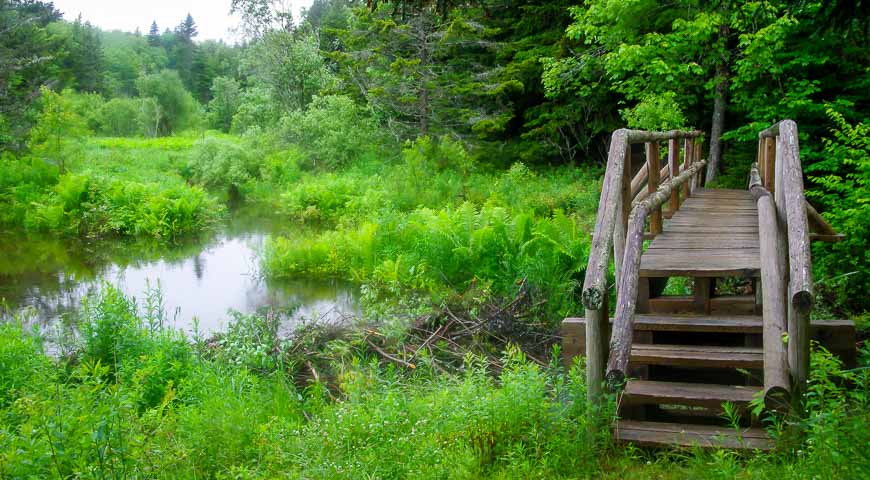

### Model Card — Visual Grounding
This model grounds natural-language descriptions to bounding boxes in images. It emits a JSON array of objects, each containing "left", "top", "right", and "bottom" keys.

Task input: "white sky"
[{"left": 51, "top": 0, "right": 313, "bottom": 43}]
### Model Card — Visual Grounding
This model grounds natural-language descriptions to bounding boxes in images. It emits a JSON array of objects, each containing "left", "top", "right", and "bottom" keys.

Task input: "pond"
[{"left": 0, "top": 213, "right": 360, "bottom": 337}]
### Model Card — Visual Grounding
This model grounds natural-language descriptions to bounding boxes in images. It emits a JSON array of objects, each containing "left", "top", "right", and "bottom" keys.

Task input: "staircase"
[{"left": 563, "top": 123, "right": 856, "bottom": 451}]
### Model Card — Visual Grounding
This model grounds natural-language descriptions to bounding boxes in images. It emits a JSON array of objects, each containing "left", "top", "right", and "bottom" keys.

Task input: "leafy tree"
[
  {"left": 208, "top": 76, "right": 242, "bottom": 132},
  {"left": 241, "top": 32, "right": 334, "bottom": 113},
  {"left": 135, "top": 70, "right": 201, "bottom": 135},
  {"left": 280, "top": 94, "right": 377, "bottom": 168},
  {"left": 28, "top": 88, "right": 90, "bottom": 173},
  {"left": 231, "top": 0, "right": 295, "bottom": 38},
  {"left": 231, "top": 85, "right": 281, "bottom": 132}
]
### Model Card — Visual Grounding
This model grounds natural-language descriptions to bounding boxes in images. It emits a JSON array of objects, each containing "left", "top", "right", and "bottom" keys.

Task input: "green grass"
[{"left": 1, "top": 287, "right": 867, "bottom": 479}]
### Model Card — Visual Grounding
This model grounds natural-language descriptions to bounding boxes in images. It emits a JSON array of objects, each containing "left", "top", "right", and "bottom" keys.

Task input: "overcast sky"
[{"left": 51, "top": 0, "right": 313, "bottom": 43}]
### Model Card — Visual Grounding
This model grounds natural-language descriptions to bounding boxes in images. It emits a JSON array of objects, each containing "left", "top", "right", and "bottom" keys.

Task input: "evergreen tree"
[
  {"left": 173, "top": 14, "right": 199, "bottom": 91},
  {"left": 148, "top": 21, "right": 161, "bottom": 46}
]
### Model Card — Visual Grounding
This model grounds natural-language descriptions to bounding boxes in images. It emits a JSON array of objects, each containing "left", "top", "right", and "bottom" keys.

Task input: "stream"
[{"left": 0, "top": 212, "right": 360, "bottom": 337}]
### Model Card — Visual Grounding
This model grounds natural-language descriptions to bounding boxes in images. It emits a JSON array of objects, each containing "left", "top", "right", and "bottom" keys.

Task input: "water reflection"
[{"left": 0, "top": 217, "right": 360, "bottom": 336}]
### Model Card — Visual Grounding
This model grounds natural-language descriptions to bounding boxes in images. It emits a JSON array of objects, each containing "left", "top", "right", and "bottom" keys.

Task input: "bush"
[
  {"left": 281, "top": 95, "right": 378, "bottom": 169},
  {"left": 807, "top": 109, "right": 870, "bottom": 315},
  {"left": 0, "top": 322, "right": 49, "bottom": 408},
  {"left": 187, "top": 136, "right": 261, "bottom": 193},
  {"left": 98, "top": 97, "right": 145, "bottom": 136},
  {"left": 135, "top": 70, "right": 201, "bottom": 136}
]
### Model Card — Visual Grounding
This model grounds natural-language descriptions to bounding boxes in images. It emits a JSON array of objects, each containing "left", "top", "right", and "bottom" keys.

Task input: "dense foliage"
[{"left": 0, "top": 0, "right": 868, "bottom": 476}]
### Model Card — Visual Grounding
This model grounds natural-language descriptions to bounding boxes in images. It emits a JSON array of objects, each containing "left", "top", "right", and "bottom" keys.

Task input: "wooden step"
[
  {"left": 615, "top": 420, "right": 772, "bottom": 450},
  {"left": 646, "top": 295, "right": 758, "bottom": 315},
  {"left": 630, "top": 344, "right": 763, "bottom": 369},
  {"left": 633, "top": 314, "right": 762, "bottom": 333},
  {"left": 623, "top": 380, "right": 760, "bottom": 410}
]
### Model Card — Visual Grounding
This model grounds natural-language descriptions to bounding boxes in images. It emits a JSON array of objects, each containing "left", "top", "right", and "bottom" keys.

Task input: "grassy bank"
[{"left": 1, "top": 287, "right": 867, "bottom": 478}]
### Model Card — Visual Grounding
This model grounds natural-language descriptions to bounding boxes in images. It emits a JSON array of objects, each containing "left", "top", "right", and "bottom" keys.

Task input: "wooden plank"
[
  {"left": 623, "top": 380, "right": 760, "bottom": 409},
  {"left": 693, "top": 278, "right": 712, "bottom": 314},
  {"left": 560, "top": 317, "right": 855, "bottom": 365},
  {"left": 615, "top": 420, "right": 772, "bottom": 450},
  {"left": 630, "top": 344, "right": 763, "bottom": 369},
  {"left": 633, "top": 314, "right": 762, "bottom": 333},
  {"left": 764, "top": 136, "right": 776, "bottom": 192}
]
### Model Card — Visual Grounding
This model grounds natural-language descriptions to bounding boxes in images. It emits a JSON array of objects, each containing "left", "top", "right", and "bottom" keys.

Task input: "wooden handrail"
[
  {"left": 749, "top": 163, "right": 791, "bottom": 411},
  {"left": 605, "top": 158, "right": 708, "bottom": 390},
  {"left": 757, "top": 119, "right": 814, "bottom": 396},
  {"left": 582, "top": 127, "right": 701, "bottom": 405}
]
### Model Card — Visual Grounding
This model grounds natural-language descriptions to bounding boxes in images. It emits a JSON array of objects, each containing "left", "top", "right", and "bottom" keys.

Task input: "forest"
[{"left": 0, "top": 0, "right": 868, "bottom": 477}]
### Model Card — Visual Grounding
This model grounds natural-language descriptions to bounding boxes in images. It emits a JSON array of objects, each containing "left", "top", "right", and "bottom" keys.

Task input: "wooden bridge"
[{"left": 561, "top": 121, "right": 856, "bottom": 450}]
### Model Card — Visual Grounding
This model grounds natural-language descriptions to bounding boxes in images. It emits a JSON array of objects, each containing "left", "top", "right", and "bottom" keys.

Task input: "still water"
[{"left": 0, "top": 214, "right": 360, "bottom": 336}]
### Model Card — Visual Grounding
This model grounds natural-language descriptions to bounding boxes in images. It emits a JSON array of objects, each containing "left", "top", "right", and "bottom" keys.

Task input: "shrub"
[
  {"left": 98, "top": 97, "right": 145, "bottom": 136},
  {"left": 135, "top": 70, "right": 201, "bottom": 135},
  {"left": 0, "top": 322, "right": 49, "bottom": 408},
  {"left": 187, "top": 136, "right": 261, "bottom": 195},
  {"left": 807, "top": 108, "right": 870, "bottom": 315},
  {"left": 280, "top": 95, "right": 378, "bottom": 169}
]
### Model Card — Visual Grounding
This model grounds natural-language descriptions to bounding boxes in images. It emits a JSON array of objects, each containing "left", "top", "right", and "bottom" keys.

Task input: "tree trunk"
[{"left": 706, "top": 24, "right": 730, "bottom": 184}]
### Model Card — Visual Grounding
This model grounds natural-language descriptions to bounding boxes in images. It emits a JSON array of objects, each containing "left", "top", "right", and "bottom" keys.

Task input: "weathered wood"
[
  {"left": 779, "top": 120, "right": 813, "bottom": 392},
  {"left": 623, "top": 380, "right": 760, "bottom": 410},
  {"left": 810, "top": 233, "right": 845, "bottom": 242},
  {"left": 630, "top": 161, "right": 649, "bottom": 199},
  {"left": 614, "top": 145, "right": 632, "bottom": 281},
  {"left": 615, "top": 420, "right": 772, "bottom": 450},
  {"left": 583, "top": 129, "right": 628, "bottom": 311},
  {"left": 633, "top": 314, "right": 762, "bottom": 333},
  {"left": 757, "top": 139, "right": 765, "bottom": 182},
  {"left": 562, "top": 316, "right": 857, "bottom": 367},
  {"left": 630, "top": 344, "right": 763, "bottom": 369},
  {"left": 805, "top": 200, "right": 837, "bottom": 236},
  {"left": 625, "top": 129, "right": 702, "bottom": 143},
  {"left": 668, "top": 139, "right": 680, "bottom": 213},
  {"left": 693, "top": 278, "right": 712, "bottom": 314},
  {"left": 647, "top": 142, "right": 663, "bottom": 235},
  {"left": 764, "top": 137, "right": 776, "bottom": 192},
  {"left": 646, "top": 295, "right": 759, "bottom": 315},
  {"left": 757, "top": 193, "right": 791, "bottom": 411},
  {"left": 691, "top": 139, "right": 703, "bottom": 193},
  {"left": 632, "top": 164, "right": 671, "bottom": 205},
  {"left": 682, "top": 139, "right": 693, "bottom": 199},
  {"left": 606, "top": 158, "right": 708, "bottom": 390},
  {"left": 748, "top": 162, "right": 767, "bottom": 200}
]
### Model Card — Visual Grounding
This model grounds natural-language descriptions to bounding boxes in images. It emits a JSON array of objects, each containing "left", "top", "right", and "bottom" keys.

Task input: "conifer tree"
[{"left": 148, "top": 20, "right": 161, "bottom": 46}]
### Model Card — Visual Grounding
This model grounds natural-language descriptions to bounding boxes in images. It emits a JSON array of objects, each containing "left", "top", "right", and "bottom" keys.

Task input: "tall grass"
[{"left": 1, "top": 288, "right": 867, "bottom": 478}]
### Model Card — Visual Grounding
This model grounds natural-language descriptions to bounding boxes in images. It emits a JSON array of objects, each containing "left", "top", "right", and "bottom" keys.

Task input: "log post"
[
  {"left": 682, "top": 139, "right": 692, "bottom": 198},
  {"left": 668, "top": 139, "right": 680, "bottom": 213},
  {"left": 764, "top": 137, "right": 776, "bottom": 192},
  {"left": 646, "top": 142, "right": 662, "bottom": 235},
  {"left": 606, "top": 158, "right": 708, "bottom": 391},
  {"left": 753, "top": 170, "right": 791, "bottom": 412},
  {"left": 780, "top": 120, "right": 813, "bottom": 393},
  {"left": 805, "top": 200, "right": 838, "bottom": 236}
]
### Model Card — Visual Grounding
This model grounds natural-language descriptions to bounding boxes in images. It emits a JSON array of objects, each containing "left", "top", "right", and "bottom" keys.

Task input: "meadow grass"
[{"left": 0, "top": 287, "right": 867, "bottom": 479}]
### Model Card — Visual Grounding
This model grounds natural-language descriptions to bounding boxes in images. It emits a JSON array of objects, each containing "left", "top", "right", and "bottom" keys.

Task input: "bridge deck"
[{"left": 640, "top": 189, "right": 760, "bottom": 278}]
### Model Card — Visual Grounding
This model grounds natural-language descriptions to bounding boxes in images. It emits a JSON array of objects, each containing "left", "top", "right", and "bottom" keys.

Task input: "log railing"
[
  {"left": 749, "top": 163, "right": 791, "bottom": 411},
  {"left": 757, "top": 120, "right": 814, "bottom": 394},
  {"left": 582, "top": 128, "right": 703, "bottom": 405},
  {"left": 605, "top": 157, "right": 708, "bottom": 390}
]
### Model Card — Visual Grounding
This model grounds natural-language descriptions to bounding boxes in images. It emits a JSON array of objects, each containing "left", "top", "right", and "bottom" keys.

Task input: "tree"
[
  {"left": 0, "top": 0, "right": 63, "bottom": 149},
  {"left": 135, "top": 70, "right": 200, "bottom": 135},
  {"left": 28, "top": 88, "right": 90, "bottom": 173},
  {"left": 333, "top": 3, "right": 517, "bottom": 141},
  {"left": 207, "top": 76, "right": 242, "bottom": 132},
  {"left": 231, "top": 0, "right": 294, "bottom": 38},
  {"left": 148, "top": 21, "right": 161, "bottom": 46},
  {"left": 241, "top": 32, "right": 334, "bottom": 113}
]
